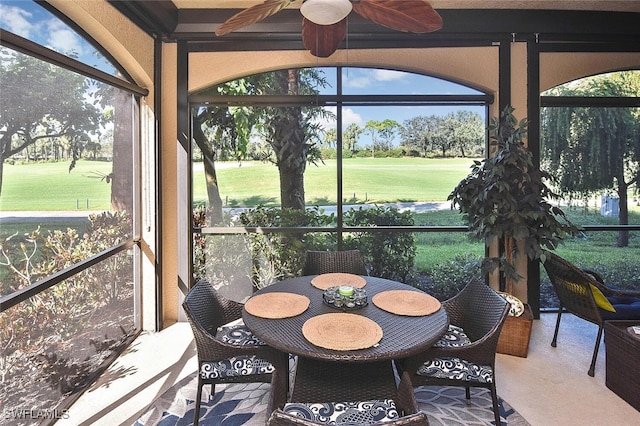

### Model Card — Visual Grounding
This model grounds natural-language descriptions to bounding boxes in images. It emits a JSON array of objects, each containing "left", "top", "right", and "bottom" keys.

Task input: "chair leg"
[
  {"left": 490, "top": 384, "right": 501, "bottom": 426},
  {"left": 465, "top": 386, "right": 471, "bottom": 401},
  {"left": 194, "top": 379, "right": 203, "bottom": 426},
  {"left": 588, "top": 326, "right": 604, "bottom": 377},
  {"left": 551, "top": 305, "right": 563, "bottom": 348}
]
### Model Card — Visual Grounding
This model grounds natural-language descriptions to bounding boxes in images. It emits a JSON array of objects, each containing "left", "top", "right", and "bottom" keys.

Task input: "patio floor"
[{"left": 57, "top": 313, "right": 639, "bottom": 425}]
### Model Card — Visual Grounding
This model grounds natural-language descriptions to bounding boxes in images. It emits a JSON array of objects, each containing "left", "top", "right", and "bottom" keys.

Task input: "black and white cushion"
[
  {"left": 282, "top": 400, "right": 399, "bottom": 425},
  {"left": 433, "top": 325, "right": 471, "bottom": 348},
  {"left": 200, "top": 355, "right": 274, "bottom": 380},
  {"left": 417, "top": 356, "right": 493, "bottom": 384},
  {"left": 215, "top": 322, "right": 266, "bottom": 346}
]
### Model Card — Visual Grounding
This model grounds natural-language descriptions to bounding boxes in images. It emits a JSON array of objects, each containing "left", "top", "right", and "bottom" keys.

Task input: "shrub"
[
  {"left": 427, "top": 253, "right": 483, "bottom": 300},
  {"left": 343, "top": 205, "right": 416, "bottom": 282},
  {"left": 237, "top": 206, "right": 335, "bottom": 288}
]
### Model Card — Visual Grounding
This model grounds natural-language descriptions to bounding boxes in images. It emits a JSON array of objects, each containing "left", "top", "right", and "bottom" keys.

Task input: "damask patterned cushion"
[
  {"left": 216, "top": 323, "right": 266, "bottom": 346},
  {"left": 200, "top": 355, "right": 274, "bottom": 380},
  {"left": 282, "top": 400, "right": 399, "bottom": 425},
  {"left": 417, "top": 356, "right": 493, "bottom": 384},
  {"left": 433, "top": 325, "right": 471, "bottom": 348}
]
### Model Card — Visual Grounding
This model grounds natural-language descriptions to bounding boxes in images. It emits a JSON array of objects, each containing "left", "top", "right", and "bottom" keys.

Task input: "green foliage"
[
  {"left": 194, "top": 204, "right": 418, "bottom": 287},
  {"left": 0, "top": 50, "right": 104, "bottom": 194},
  {"left": 427, "top": 253, "right": 483, "bottom": 300},
  {"left": 236, "top": 206, "right": 335, "bottom": 287},
  {"left": 449, "top": 106, "right": 580, "bottom": 292},
  {"left": 541, "top": 71, "right": 640, "bottom": 246},
  {"left": 343, "top": 205, "right": 416, "bottom": 282},
  {"left": 0, "top": 212, "right": 133, "bottom": 392},
  {"left": 400, "top": 112, "right": 484, "bottom": 158}
]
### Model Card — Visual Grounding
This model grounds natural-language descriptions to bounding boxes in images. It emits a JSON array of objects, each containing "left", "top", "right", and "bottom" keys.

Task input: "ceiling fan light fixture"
[{"left": 300, "top": 0, "right": 352, "bottom": 25}]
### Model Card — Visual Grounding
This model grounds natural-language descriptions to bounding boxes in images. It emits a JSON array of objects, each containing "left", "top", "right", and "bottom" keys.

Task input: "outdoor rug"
[{"left": 133, "top": 373, "right": 530, "bottom": 426}]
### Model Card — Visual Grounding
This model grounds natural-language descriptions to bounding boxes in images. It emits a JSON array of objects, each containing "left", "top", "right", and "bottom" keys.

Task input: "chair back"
[
  {"left": 542, "top": 251, "right": 601, "bottom": 323},
  {"left": 183, "top": 280, "right": 240, "bottom": 332},
  {"left": 302, "top": 250, "right": 367, "bottom": 276},
  {"left": 182, "top": 280, "right": 245, "bottom": 358},
  {"left": 445, "top": 279, "right": 509, "bottom": 343},
  {"left": 266, "top": 409, "right": 430, "bottom": 426}
]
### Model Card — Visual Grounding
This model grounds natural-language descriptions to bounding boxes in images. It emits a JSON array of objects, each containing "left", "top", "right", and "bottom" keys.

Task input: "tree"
[
  {"left": 322, "top": 128, "right": 337, "bottom": 148},
  {"left": 364, "top": 119, "right": 400, "bottom": 155},
  {"left": 364, "top": 120, "right": 381, "bottom": 157},
  {"left": 343, "top": 123, "right": 362, "bottom": 153},
  {"left": 450, "top": 106, "right": 579, "bottom": 294},
  {"left": 453, "top": 110, "right": 484, "bottom": 157},
  {"left": 430, "top": 115, "right": 456, "bottom": 157},
  {"left": 400, "top": 116, "right": 432, "bottom": 157},
  {"left": 376, "top": 119, "right": 400, "bottom": 151},
  {"left": 541, "top": 71, "right": 640, "bottom": 247},
  {"left": 264, "top": 69, "right": 327, "bottom": 210},
  {"left": 0, "top": 49, "right": 102, "bottom": 196},
  {"left": 192, "top": 103, "right": 256, "bottom": 224},
  {"left": 193, "top": 69, "right": 329, "bottom": 219}
]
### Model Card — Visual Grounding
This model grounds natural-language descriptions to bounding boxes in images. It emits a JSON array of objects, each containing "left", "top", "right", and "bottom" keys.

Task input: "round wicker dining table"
[{"left": 242, "top": 275, "right": 449, "bottom": 409}]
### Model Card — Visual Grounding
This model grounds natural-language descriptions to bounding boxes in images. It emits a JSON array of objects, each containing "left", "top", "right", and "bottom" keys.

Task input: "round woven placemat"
[
  {"left": 244, "top": 292, "right": 310, "bottom": 319},
  {"left": 372, "top": 290, "right": 441, "bottom": 316},
  {"left": 302, "top": 313, "right": 383, "bottom": 351},
  {"left": 310, "top": 273, "right": 367, "bottom": 290}
]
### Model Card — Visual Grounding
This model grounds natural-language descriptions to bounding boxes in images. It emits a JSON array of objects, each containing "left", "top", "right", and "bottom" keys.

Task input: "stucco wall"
[{"left": 540, "top": 52, "right": 640, "bottom": 92}]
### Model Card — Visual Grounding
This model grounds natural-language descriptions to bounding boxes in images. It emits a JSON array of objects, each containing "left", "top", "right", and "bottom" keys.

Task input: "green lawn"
[
  {"left": 1, "top": 160, "right": 113, "bottom": 211},
  {"left": 194, "top": 157, "right": 478, "bottom": 207}
]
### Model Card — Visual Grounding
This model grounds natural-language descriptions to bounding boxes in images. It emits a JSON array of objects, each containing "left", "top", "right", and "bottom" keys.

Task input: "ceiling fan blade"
[
  {"left": 215, "top": 0, "right": 295, "bottom": 36},
  {"left": 302, "top": 18, "right": 347, "bottom": 58},
  {"left": 352, "top": 0, "right": 443, "bottom": 33}
]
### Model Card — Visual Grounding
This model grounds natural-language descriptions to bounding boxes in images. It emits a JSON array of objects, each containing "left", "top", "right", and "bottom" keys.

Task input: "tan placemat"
[
  {"left": 372, "top": 290, "right": 441, "bottom": 316},
  {"left": 244, "top": 292, "right": 310, "bottom": 319},
  {"left": 310, "top": 273, "right": 367, "bottom": 290},
  {"left": 302, "top": 313, "right": 383, "bottom": 351}
]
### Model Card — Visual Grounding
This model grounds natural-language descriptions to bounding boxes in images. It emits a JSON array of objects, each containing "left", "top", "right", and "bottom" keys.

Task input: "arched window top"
[
  {"left": 542, "top": 70, "right": 640, "bottom": 97},
  {"left": 339, "top": 67, "right": 484, "bottom": 96},
  {"left": 0, "top": 0, "right": 118, "bottom": 76},
  {"left": 194, "top": 66, "right": 489, "bottom": 102}
]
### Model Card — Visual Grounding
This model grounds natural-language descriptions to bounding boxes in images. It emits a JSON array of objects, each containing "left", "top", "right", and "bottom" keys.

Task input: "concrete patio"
[{"left": 58, "top": 313, "right": 639, "bottom": 425}]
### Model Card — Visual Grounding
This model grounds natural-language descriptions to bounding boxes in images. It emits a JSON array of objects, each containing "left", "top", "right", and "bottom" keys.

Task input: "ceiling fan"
[{"left": 214, "top": 0, "right": 443, "bottom": 58}]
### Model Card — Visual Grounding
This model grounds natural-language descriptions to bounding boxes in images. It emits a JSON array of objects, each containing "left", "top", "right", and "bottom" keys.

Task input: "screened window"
[
  {"left": 0, "top": 1, "right": 141, "bottom": 416},
  {"left": 190, "top": 67, "right": 490, "bottom": 295},
  {"left": 0, "top": 0, "right": 118, "bottom": 75},
  {"left": 539, "top": 70, "right": 640, "bottom": 309}
]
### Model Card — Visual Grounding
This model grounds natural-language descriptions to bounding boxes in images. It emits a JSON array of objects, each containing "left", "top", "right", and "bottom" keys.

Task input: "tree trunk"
[
  {"left": 616, "top": 178, "right": 629, "bottom": 247},
  {"left": 504, "top": 235, "right": 516, "bottom": 295},
  {"left": 192, "top": 115, "right": 224, "bottom": 224},
  {"left": 270, "top": 70, "right": 307, "bottom": 210},
  {"left": 111, "top": 90, "right": 133, "bottom": 213},
  {"left": 0, "top": 156, "right": 4, "bottom": 197},
  {"left": 279, "top": 157, "right": 306, "bottom": 210}
]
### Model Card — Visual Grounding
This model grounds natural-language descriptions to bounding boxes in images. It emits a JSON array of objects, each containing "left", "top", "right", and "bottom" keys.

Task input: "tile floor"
[{"left": 57, "top": 313, "right": 640, "bottom": 426}]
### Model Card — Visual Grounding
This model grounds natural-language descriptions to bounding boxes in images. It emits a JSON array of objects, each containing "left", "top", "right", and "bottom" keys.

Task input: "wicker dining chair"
[
  {"left": 397, "top": 279, "right": 509, "bottom": 426},
  {"left": 541, "top": 250, "right": 640, "bottom": 376},
  {"left": 266, "top": 371, "right": 430, "bottom": 426},
  {"left": 302, "top": 249, "right": 368, "bottom": 276},
  {"left": 182, "top": 279, "right": 288, "bottom": 426},
  {"left": 266, "top": 410, "right": 430, "bottom": 426}
]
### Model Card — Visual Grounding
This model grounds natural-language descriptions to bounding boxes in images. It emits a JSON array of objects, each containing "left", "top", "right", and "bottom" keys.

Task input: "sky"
[
  {"left": 310, "top": 67, "right": 486, "bottom": 146},
  {"left": 0, "top": 0, "right": 116, "bottom": 74}
]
